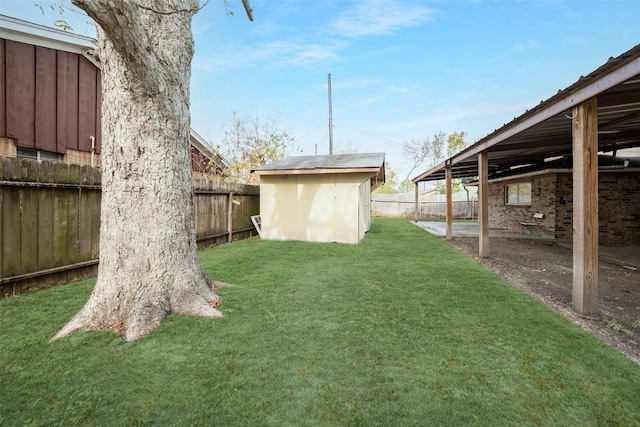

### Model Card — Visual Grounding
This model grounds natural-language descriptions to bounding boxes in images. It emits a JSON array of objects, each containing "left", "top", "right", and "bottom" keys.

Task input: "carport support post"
[
  {"left": 414, "top": 183, "right": 419, "bottom": 222},
  {"left": 478, "top": 151, "right": 489, "bottom": 257},
  {"left": 445, "top": 163, "right": 452, "bottom": 240},
  {"left": 572, "top": 98, "right": 599, "bottom": 314}
]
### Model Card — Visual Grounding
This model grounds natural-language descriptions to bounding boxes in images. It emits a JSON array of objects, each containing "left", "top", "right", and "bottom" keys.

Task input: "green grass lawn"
[{"left": 1, "top": 218, "right": 639, "bottom": 426}]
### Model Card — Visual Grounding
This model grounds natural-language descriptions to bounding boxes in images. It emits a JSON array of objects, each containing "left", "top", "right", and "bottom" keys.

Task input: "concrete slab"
[{"left": 413, "top": 221, "right": 552, "bottom": 240}]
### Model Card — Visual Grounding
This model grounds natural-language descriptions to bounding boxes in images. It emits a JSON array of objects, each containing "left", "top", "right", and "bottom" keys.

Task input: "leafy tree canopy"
[{"left": 216, "top": 111, "right": 296, "bottom": 184}]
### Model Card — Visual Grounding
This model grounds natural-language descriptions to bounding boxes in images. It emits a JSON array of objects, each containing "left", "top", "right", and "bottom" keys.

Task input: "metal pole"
[{"left": 328, "top": 73, "right": 333, "bottom": 155}]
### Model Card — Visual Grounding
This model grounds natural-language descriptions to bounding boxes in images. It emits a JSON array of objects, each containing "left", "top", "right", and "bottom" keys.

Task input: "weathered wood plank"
[
  {"left": 52, "top": 189, "right": 69, "bottom": 267},
  {"left": 90, "top": 189, "right": 100, "bottom": 259},
  {"left": 2, "top": 188, "right": 21, "bottom": 276},
  {"left": 20, "top": 187, "right": 39, "bottom": 273},
  {"left": 445, "top": 165, "right": 452, "bottom": 241},
  {"left": 76, "top": 187, "right": 91, "bottom": 261},
  {"left": 67, "top": 188, "right": 80, "bottom": 264},
  {"left": 478, "top": 151, "right": 489, "bottom": 258},
  {"left": 572, "top": 98, "right": 599, "bottom": 315},
  {"left": 37, "top": 188, "right": 54, "bottom": 270},
  {"left": 0, "top": 39, "right": 6, "bottom": 136},
  {"left": 0, "top": 186, "right": 3, "bottom": 277}
]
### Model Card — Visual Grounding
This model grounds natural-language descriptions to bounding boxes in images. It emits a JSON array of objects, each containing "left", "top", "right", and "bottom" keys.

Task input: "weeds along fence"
[{"left": 0, "top": 157, "right": 259, "bottom": 298}]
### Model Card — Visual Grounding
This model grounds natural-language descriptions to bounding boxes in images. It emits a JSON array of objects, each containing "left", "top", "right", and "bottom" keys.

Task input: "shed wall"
[{"left": 260, "top": 173, "right": 373, "bottom": 244}]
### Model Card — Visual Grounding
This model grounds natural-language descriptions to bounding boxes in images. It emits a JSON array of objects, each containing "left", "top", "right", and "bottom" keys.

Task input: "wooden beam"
[
  {"left": 572, "top": 98, "right": 599, "bottom": 314},
  {"left": 414, "top": 183, "right": 419, "bottom": 222},
  {"left": 445, "top": 165, "right": 452, "bottom": 241},
  {"left": 478, "top": 151, "right": 489, "bottom": 257}
]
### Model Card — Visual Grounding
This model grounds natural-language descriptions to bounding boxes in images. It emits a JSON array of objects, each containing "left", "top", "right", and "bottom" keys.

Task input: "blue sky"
[{"left": 3, "top": 0, "right": 640, "bottom": 180}]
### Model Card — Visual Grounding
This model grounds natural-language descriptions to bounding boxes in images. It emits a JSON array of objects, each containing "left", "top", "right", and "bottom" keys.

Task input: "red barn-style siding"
[
  {"left": 1, "top": 15, "right": 225, "bottom": 175},
  {"left": 0, "top": 38, "right": 101, "bottom": 155}
]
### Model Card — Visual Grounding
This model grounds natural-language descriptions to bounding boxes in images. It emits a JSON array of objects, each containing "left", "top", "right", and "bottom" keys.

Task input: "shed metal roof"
[
  {"left": 254, "top": 153, "right": 385, "bottom": 171},
  {"left": 413, "top": 43, "right": 640, "bottom": 183},
  {"left": 253, "top": 153, "right": 386, "bottom": 184}
]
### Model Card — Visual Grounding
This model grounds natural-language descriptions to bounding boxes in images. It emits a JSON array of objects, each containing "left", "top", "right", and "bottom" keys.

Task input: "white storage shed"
[{"left": 253, "top": 153, "right": 385, "bottom": 244}]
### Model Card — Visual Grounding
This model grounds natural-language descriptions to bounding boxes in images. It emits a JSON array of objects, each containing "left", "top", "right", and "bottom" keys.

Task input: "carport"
[{"left": 412, "top": 44, "right": 640, "bottom": 316}]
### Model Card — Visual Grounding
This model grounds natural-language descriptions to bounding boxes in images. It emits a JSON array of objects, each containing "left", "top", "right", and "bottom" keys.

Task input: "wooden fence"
[
  {"left": 193, "top": 179, "right": 260, "bottom": 247},
  {"left": 372, "top": 194, "right": 478, "bottom": 220},
  {"left": 0, "top": 157, "right": 259, "bottom": 298}
]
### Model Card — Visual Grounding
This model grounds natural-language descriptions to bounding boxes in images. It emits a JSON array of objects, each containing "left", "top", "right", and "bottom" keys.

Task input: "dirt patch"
[{"left": 448, "top": 237, "right": 640, "bottom": 364}]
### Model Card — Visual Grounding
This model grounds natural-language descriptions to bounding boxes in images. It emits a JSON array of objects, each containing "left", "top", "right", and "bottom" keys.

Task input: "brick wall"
[
  {"left": 489, "top": 171, "right": 640, "bottom": 245},
  {"left": 488, "top": 174, "right": 557, "bottom": 237},
  {"left": 597, "top": 173, "right": 640, "bottom": 245}
]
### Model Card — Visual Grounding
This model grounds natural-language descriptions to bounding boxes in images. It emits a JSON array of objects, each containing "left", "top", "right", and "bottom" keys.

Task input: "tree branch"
[
  {"left": 241, "top": 0, "right": 254, "bottom": 21},
  {"left": 136, "top": 0, "right": 208, "bottom": 15}
]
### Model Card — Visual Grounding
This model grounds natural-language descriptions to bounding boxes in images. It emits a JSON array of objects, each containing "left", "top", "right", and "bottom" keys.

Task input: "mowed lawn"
[{"left": 1, "top": 218, "right": 639, "bottom": 426}]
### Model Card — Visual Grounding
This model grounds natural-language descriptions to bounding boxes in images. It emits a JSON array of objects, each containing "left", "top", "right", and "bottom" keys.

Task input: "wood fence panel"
[
  {"left": 67, "top": 189, "right": 80, "bottom": 264},
  {"left": 52, "top": 189, "right": 69, "bottom": 267},
  {"left": 90, "top": 190, "right": 100, "bottom": 259},
  {"left": 38, "top": 188, "right": 54, "bottom": 270},
  {"left": 79, "top": 189, "right": 93, "bottom": 261},
  {"left": 20, "top": 187, "right": 39, "bottom": 273},
  {"left": 2, "top": 162, "right": 258, "bottom": 296},
  {"left": 0, "top": 187, "right": 3, "bottom": 277},
  {"left": 2, "top": 188, "right": 21, "bottom": 276},
  {"left": 193, "top": 193, "right": 206, "bottom": 237}
]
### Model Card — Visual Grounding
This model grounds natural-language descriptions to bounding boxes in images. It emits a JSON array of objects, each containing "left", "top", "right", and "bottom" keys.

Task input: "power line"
[{"left": 338, "top": 122, "right": 406, "bottom": 150}]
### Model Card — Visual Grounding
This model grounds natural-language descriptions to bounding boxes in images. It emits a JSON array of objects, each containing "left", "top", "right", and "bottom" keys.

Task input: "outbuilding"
[{"left": 253, "top": 153, "right": 385, "bottom": 244}]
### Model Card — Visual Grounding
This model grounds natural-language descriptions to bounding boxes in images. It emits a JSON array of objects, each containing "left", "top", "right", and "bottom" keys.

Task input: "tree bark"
[{"left": 52, "top": 0, "right": 222, "bottom": 342}]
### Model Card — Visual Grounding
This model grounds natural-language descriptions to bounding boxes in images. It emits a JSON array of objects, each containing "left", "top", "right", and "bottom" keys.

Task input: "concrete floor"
[{"left": 414, "top": 221, "right": 640, "bottom": 269}]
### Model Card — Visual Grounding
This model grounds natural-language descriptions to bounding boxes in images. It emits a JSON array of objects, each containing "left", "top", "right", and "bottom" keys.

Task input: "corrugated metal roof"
[
  {"left": 413, "top": 43, "right": 640, "bottom": 182},
  {"left": 253, "top": 153, "right": 385, "bottom": 172}
]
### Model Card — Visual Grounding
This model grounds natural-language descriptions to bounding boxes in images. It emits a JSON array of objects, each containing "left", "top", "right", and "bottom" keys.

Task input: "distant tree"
[
  {"left": 402, "top": 131, "right": 446, "bottom": 181},
  {"left": 402, "top": 131, "right": 469, "bottom": 194},
  {"left": 436, "top": 180, "right": 462, "bottom": 194},
  {"left": 217, "top": 111, "right": 295, "bottom": 184},
  {"left": 398, "top": 178, "right": 414, "bottom": 194},
  {"left": 447, "top": 131, "right": 468, "bottom": 157}
]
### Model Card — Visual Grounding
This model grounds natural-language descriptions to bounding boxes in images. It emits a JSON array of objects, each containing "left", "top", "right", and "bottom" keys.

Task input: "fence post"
[{"left": 227, "top": 192, "right": 233, "bottom": 243}]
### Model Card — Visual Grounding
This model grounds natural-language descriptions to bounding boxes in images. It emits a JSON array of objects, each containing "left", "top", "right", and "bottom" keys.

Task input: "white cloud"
[
  {"left": 513, "top": 39, "right": 540, "bottom": 52},
  {"left": 194, "top": 39, "right": 347, "bottom": 72},
  {"left": 330, "top": 0, "right": 436, "bottom": 38}
]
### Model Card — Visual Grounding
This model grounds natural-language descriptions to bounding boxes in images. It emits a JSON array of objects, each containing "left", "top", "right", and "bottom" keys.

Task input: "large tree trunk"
[{"left": 52, "top": 0, "right": 222, "bottom": 342}]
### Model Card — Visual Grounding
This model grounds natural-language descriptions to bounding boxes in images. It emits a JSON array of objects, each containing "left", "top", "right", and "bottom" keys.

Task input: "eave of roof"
[
  {"left": 0, "top": 14, "right": 99, "bottom": 67},
  {"left": 189, "top": 129, "right": 229, "bottom": 169},
  {"left": 254, "top": 153, "right": 385, "bottom": 172}
]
